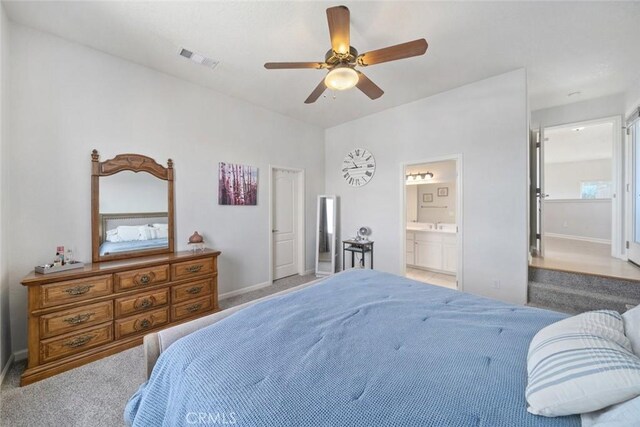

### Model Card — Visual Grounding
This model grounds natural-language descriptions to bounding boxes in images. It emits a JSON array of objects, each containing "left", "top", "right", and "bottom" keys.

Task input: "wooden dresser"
[{"left": 20, "top": 249, "right": 220, "bottom": 386}]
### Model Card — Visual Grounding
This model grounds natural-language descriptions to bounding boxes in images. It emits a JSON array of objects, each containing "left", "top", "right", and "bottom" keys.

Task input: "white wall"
[
  {"left": 625, "top": 78, "right": 640, "bottom": 118},
  {"left": 100, "top": 171, "right": 168, "bottom": 213},
  {"left": 531, "top": 93, "right": 625, "bottom": 128},
  {"left": 0, "top": 4, "right": 10, "bottom": 374},
  {"left": 544, "top": 200, "right": 611, "bottom": 242},
  {"left": 325, "top": 69, "right": 529, "bottom": 304},
  {"left": 417, "top": 182, "right": 456, "bottom": 223},
  {"left": 6, "top": 24, "right": 325, "bottom": 354},
  {"left": 543, "top": 159, "right": 612, "bottom": 242},
  {"left": 545, "top": 159, "right": 612, "bottom": 199}
]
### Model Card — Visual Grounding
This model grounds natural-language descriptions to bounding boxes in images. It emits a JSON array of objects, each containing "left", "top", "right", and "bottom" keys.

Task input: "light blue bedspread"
[
  {"left": 99, "top": 238, "right": 168, "bottom": 255},
  {"left": 125, "top": 270, "right": 580, "bottom": 427}
]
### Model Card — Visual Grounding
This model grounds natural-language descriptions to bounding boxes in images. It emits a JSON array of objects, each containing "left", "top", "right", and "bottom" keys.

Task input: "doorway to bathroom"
[{"left": 402, "top": 156, "right": 462, "bottom": 290}]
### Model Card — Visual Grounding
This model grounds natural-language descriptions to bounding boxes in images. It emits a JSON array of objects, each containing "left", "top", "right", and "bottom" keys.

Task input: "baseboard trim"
[
  {"left": 219, "top": 280, "right": 271, "bottom": 300},
  {"left": 0, "top": 353, "right": 15, "bottom": 385},
  {"left": 302, "top": 268, "right": 314, "bottom": 276},
  {"left": 14, "top": 349, "right": 27, "bottom": 361},
  {"left": 544, "top": 233, "right": 611, "bottom": 245}
]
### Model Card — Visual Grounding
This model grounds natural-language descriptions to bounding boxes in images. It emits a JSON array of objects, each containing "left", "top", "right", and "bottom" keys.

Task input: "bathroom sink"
[
  {"left": 406, "top": 222, "right": 434, "bottom": 231},
  {"left": 407, "top": 222, "right": 456, "bottom": 233},
  {"left": 436, "top": 223, "right": 457, "bottom": 233}
]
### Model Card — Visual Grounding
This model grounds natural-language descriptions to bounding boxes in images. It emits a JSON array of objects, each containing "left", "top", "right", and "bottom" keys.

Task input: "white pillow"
[
  {"left": 153, "top": 223, "right": 168, "bottom": 229},
  {"left": 623, "top": 304, "right": 640, "bottom": 356},
  {"left": 115, "top": 225, "right": 142, "bottom": 242},
  {"left": 526, "top": 310, "right": 640, "bottom": 417},
  {"left": 138, "top": 225, "right": 160, "bottom": 241},
  {"left": 155, "top": 227, "right": 168, "bottom": 239},
  {"left": 105, "top": 229, "right": 120, "bottom": 243},
  {"left": 582, "top": 395, "right": 640, "bottom": 427}
]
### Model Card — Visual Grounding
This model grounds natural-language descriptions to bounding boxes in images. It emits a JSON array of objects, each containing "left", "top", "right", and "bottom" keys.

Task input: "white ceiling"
[
  {"left": 4, "top": 1, "right": 640, "bottom": 128},
  {"left": 544, "top": 122, "right": 613, "bottom": 164}
]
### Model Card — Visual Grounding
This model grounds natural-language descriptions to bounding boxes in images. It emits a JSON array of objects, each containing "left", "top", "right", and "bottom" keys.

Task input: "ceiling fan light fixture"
[{"left": 324, "top": 66, "right": 359, "bottom": 91}]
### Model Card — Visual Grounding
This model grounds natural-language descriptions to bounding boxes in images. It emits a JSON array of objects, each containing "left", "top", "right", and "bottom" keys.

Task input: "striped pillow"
[{"left": 526, "top": 310, "right": 640, "bottom": 417}]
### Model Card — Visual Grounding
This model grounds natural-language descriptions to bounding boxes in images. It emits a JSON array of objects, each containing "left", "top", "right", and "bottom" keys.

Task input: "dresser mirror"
[
  {"left": 91, "top": 150, "right": 175, "bottom": 262},
  {"left": 315, "top": 195, "right": 337, "bottom": 276}
]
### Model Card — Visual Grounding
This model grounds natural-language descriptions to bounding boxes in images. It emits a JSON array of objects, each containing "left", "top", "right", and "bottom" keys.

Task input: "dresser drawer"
[
  {"left": 172, "top": 295, "right": 214, "bottom": 321},
  {"left": 114, "top": 288, "right": 169, "bottom": 318},
  {"left": 172, "top": 278, "right": 213, "bottom": 304},
  {"left": 39, "top": 301, "right": 114, "bottom": 339},
  {"left": 114, "top": 264, "right": 170, "bottom": 292},
  {"left": 39, "top": 275, "right": 113, "bottom": 308},
  {"left": 171, "top": 258, "right": 215, "bottom": 281},
  {"left": 40, "top": 322, "right": 113, "bottom": 364},
  {"left": 115, "top": 307, "right": 169, "bottom": 339}
]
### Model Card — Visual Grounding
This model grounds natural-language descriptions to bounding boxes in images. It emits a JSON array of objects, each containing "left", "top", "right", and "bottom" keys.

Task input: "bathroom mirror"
[
  {"left": 316, "top": 195, "right": 337, "bottom": 276},
  {"left": 91, "top": 150, "right": 175, "bottom": 262}
]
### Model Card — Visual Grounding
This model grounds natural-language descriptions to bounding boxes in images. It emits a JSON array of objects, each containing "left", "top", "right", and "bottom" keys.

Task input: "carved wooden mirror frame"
[{"left": 91, "top": 150, "right": 175, "bottom": 263}]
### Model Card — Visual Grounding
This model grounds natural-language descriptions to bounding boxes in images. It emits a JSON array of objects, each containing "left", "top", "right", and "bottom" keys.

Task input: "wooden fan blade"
[
  {"left": 304, "top": 79, "right": 327, "bottom": 104},
  {"left": 358, "top": 39, "right": 428, "bottom": 66},
  {"left": 326, "top": 6, "right": 350, "bottom": 54},
  {"left": 356, "top": 71, "right": 384, "bottom": 100},
  {"left": 264, "top": 62, "right": 325, "bottom": 69}
]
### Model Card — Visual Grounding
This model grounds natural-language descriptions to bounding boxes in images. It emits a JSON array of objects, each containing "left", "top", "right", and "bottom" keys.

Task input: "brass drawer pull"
[
  {"left": 137, "top": 297, "right": 155, "bottom": 309},
  {"left": 186, "top": 286, "right": 203, "bottom": 295},
  {"left": 135, "top": 272, "right": 155, "bottom": 285},
  {"left": 64, "top": 335, "right": 94, "bottom": 348},
  {"left": 186, "top": 303, "right": 202, "bottom": 313},
  {"left": 63, "top": 312, "right": 95, "bottom": 325},
  {"left": 64, "top": 284, "right": 94, "bottom": 296},
  {"left": 135, "top": 318, "right": 152, "bottom": 331},
  {"left": 186, "top": 265, "right": 202, "bottom": 273}
]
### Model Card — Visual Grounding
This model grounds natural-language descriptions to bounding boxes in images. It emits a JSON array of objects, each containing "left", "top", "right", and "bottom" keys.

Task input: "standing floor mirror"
[{"left": 316, "top": 195, "right": 338, "bottom": 277}]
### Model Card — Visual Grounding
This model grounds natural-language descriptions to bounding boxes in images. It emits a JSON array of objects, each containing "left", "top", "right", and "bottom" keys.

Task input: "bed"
[
  {"left": 98, "top": 212, "right": 168, "bottom": 255},
  {"left": 125, "top": 269, "right": 580, "bottom": 426},
  {"left": 99, "top": 238, "right": 169, "bottom": 256}
]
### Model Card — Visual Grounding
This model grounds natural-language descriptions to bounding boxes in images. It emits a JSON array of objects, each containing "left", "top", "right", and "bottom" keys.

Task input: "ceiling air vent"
[{"left": 179, "top": 48, "right": 219, "bottom": 69}]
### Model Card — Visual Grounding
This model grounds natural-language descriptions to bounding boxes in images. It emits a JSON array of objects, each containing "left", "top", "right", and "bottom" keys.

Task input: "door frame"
[
  {"left": 541, "top": 115, "right": 623, "bottom": 259},
  {"left": 399, "top": 154, "right": 464, "bottom": 290},
  {"left": 268, "top": 165, "right": 306, "bottom": 283},
  {"left": 625, "top": 119, "right": 638, "bottom": 263}
]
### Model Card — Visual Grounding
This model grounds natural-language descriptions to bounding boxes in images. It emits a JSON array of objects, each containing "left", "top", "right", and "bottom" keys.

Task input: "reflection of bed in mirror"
[{"left": 99, "top": 212, "right": 169, "bottom": 256}]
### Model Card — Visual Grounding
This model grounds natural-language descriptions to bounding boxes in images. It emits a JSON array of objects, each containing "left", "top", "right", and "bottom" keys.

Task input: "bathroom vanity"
[{"left": 406, "top": 223, "right": 457, "bottom": 274}]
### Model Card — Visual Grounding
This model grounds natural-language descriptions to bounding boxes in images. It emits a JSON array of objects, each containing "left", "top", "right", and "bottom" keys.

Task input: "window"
[{"left": 580, "top": 181, "right": 612, "bottom": 199}]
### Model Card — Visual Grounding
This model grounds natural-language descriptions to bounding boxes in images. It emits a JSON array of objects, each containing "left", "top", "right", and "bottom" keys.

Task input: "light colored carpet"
[{"left": 0, "top": 273, "right": 316, "bottom": 427}]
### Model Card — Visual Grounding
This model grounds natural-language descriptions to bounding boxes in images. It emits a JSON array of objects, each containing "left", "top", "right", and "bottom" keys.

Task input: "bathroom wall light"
[{"left": 406, "top": 171, "right": 434, "bottom": 183}]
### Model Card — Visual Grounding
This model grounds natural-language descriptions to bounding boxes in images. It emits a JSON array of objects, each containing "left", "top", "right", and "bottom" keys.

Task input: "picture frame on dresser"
[{"left": 20, "top": 151, "right": 222, "bottom": 386}]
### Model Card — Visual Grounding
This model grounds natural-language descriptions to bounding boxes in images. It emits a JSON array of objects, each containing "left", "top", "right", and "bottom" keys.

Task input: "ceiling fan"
[{"left": 264, "top": 5, "right": 428, "bottom": 104}]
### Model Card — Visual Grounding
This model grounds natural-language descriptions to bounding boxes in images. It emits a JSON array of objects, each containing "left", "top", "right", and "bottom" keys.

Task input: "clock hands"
[{"left": 343, "top": 149, "right": 375, "bottom": 187}]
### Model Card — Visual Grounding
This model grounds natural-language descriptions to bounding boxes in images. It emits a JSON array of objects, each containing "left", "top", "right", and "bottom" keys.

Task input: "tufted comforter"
[{"left": 125, "top": 269, "right": 580, "bottom": 426}]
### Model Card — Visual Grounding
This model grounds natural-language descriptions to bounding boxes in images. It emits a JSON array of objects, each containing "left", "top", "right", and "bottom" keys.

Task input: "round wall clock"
[{"left": 342, "top": 148, "right": 376, "bottom": 187}]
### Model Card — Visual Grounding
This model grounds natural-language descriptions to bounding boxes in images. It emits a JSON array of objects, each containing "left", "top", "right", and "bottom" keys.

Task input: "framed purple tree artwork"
[{"left": 218, "top": 162, "right": 258, "bottom": 206}]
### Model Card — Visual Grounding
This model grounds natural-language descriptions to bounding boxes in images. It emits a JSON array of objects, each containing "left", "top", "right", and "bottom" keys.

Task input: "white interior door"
[
  {"left": 539, "top": 127, "right": 547, "bottom": 257},
  {"left": 629, "top": 122, "right": 640, "bottom": 265},
  {"left": 273, "top": 169, "right": 298, "bottom": 279},
  {"left": 530, "top": 129, "right": 539, "bottom": 255}
]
